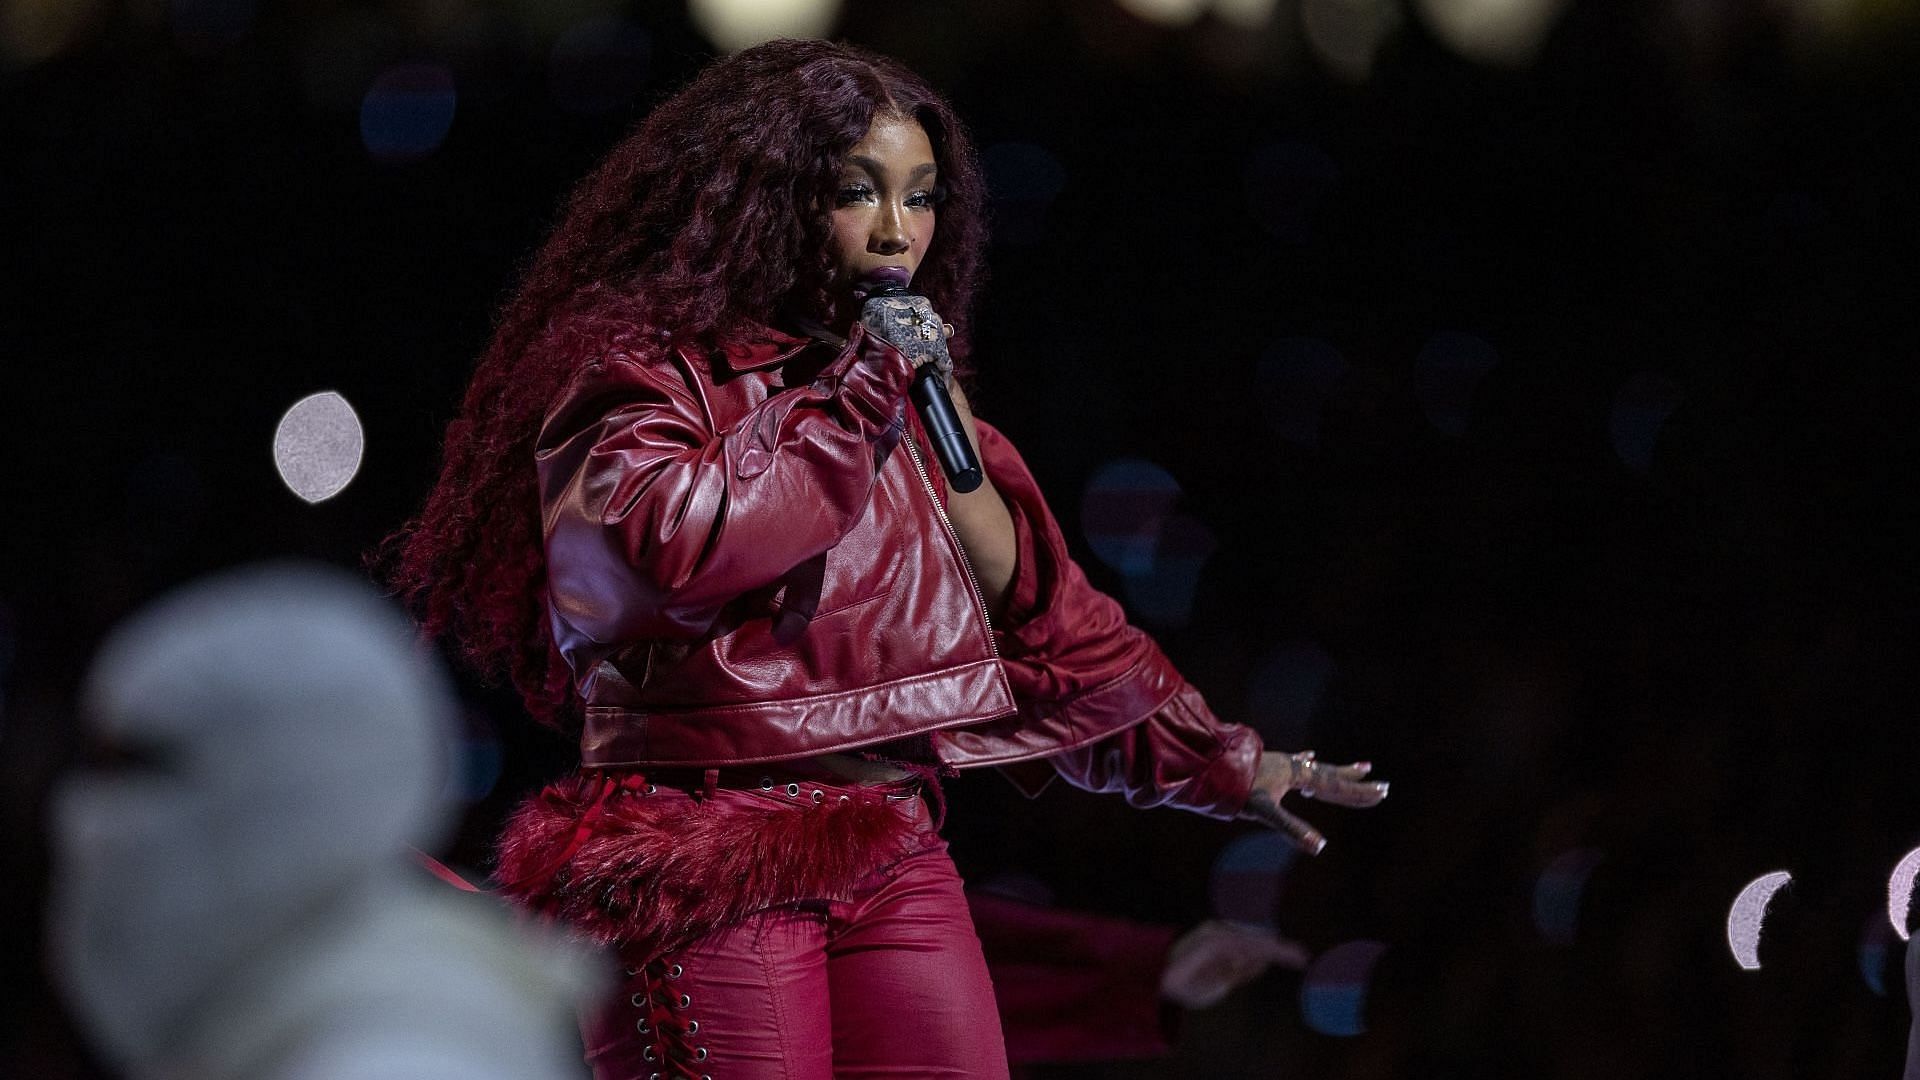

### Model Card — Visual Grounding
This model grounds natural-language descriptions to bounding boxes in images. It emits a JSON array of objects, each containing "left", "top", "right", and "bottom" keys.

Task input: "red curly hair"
[{"left": 378, "top": 39, "right": 989, "bottom": 731}]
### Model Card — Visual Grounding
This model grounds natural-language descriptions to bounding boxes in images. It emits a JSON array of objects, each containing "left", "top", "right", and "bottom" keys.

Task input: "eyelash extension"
[{"left": 836, "top": 184, "right": 943, "bottom": 208}]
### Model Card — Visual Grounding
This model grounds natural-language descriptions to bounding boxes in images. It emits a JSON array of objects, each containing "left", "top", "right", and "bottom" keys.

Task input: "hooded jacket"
[{"left": 534, "top": 319, "right": 1261, "bottom": 820}]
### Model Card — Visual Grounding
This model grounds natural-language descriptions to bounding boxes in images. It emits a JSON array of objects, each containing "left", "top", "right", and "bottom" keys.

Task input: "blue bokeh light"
[
  {"left": 1257, "top": 337, "right": 1348, "bottom": 449},
  {"left": 1532, "top": 848, "right": 1603, "bottom": 946},
  {"left": 1300, "top": 939, "right": 1389, "bottom": 1037},
  {"left": 1209, "top": 831, "right": 1298, "bottom": 927},
  {"left": 1081, "top": 457, "right": 1182, "bottom": 576},
  {"left": 360, "top": 63, "right": 458, "bottom": 164},
  {"left": 1609, "top": 371, "right": 1683, "bottom": 472},
  {"left": 1859, "top": 910, "right": 1896, "bottom": 997},
  {"left": 1413, "top": 331, "right": 1499, "bottom": 437},
  {"left": 1120, "top": 511, "right": 1215, "bottom": 627}
]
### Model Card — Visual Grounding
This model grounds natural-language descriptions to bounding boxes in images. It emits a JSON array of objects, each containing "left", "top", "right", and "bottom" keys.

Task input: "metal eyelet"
[
  {"left": 760, "top": 776, "right": 774, "bottom": 789},
  {"left": 634, "top": 1017, "right": 650, "bottom": 1033},
  {"left": 678, "top": 993, "right": 692, "bottom": 1009},
  {"left": 667, "top": 963, "right": 683, "bottom": 979},
  {"left": 811, "top": 788, "right": 825, "bottom": 803},
  {"left": 624, "top": 966, "right": 639, "bottom": 976},
  {"left": 785, "top": 782, "right": 800, "bottom": 797},
  {"left": 644, "top": 783, "right": 657, "bottom": 795},
  {"left": 694, "top": 1047, "right": 709, "bottom": 1061},
  {"left": 838, "top": 794, "right": 851, "bottom": 803},
  {"left": 631, "top": 993, "right": 647, "bottom": 1008},
  {"left": 643, "top": 1047, "right": 658, "bottom": 1063},
  {"left": 684, "top": 1020, "right": 699, "bottom": 1035}
]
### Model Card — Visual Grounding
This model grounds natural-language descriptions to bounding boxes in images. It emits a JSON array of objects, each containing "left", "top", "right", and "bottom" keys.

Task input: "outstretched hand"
[
  {"left": 1237, "top": 751, "right": 1388, "bottom": 855},
  {"left": 1160, "top": 920, "right": 1310, "bottom": 1010}
]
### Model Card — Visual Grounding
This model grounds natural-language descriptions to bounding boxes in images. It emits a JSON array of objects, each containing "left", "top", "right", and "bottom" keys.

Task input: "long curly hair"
[{"left": 378, "top": 39, "right": 988, "bottom": 731}]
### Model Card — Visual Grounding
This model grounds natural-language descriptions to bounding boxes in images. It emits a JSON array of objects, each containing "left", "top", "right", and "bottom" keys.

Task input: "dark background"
[{"left": 5, "top": 0, "right": 1919, "bottom": 1076}]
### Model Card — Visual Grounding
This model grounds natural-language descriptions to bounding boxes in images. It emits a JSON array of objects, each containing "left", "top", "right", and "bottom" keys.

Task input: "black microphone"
[{"left": 862, "top": 283, "right": 984, "bottom": 493}]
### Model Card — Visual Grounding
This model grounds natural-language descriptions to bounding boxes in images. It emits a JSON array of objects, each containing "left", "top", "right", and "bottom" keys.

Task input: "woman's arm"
[
  {"left": 955, "top": 418, "right": 1386, "bottom": 839},
  {"left": 537, "top": 327, "right": 915, "bottom": 646}
]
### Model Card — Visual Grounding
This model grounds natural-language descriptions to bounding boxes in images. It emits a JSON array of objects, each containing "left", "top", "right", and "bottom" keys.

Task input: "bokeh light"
[
  {"left": 983, "top": 142, "right": 1068, "bottom": 246},
  {"left": 272, "top": 391, "right": 365, "bottom": 504},
  {"left": 1120, "top": 511, "right": 1216, "bottom": 627},
  {"left": 1246, "top": 641, "right": 1335, "bottom": 749},
  {"left": 1244, "top": 140, "right": 1340, "bottom": 244},
  {"left": 1257, "top": 337, "right": 1348, "bottom": 448},
  {"left": 1859, "top": 910, "right": 1898, "bottom": 997},
  {"left": 1414, "top": 0, "right": 1569, "bottom": 66},
  {"left": 1609, "top": 371, "right": 1683, "bottom": 472},
  {"left": 1887, "top": 845, "right": 1920, "bottom": 942},
  {"left": 1726, "top": 870, "right": 1792, "bottom": 971},
  {"left": 1301, "top": 0, "right": 1402, "bottom": 83},
  {"left": 1532, "top": 847, "right": 1603, "bottom": 946},
  {"left": 1113, "top": 0, "right": 1210, "bottom": 27},
  {"left": 1413, "top": 331, "right": 1499, "bottom": 438},
  {"left": 549, "top": 15, "right": 651, "bottom": 114},
  {"left": 1209, "top": 831, "right": 1298, "bottom": 927},
  {"left": 1081, "top": 458, "right": 1183, "bottom": 576},
  {"left": 1300, "top": 939, "right": 1389, "bottom": 1036},
  {"left": 689, "top": 0, "right": 841, "bottom": 53},
  {"left": 360, "top": 63, "right": 457, "bottom": 164},
  {"left": 171, "top": 0, "right": 256, "bottom": 54},
  {"left": 1214, "top": 0, "right": 1282, "bottom": 28},
  {"left": 0, "top": 0, "right": 105, "bottom": 69}
]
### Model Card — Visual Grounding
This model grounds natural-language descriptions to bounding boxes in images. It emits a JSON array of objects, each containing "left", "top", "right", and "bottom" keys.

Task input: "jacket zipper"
[{"left": 900, "top": 426, "right": 999, "bottom": 659}]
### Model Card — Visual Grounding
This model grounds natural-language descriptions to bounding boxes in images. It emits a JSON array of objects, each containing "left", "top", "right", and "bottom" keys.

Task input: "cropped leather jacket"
[{"left": 535, "top": 320, "right": 1261, "bottom": 819}]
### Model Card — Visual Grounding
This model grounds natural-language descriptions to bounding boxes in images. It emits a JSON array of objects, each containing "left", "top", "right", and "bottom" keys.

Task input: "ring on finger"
[{"left": 1290, "top": 752, "right": 1318, "bottom": 798}]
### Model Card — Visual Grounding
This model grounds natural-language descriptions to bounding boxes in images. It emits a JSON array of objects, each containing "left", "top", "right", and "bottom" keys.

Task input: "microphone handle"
[
  {"left": 859, "top": 281, "right": 983, "bottom": 493},
  {"left": 910, "top": 364, "right": 983, "bottom": 494}
]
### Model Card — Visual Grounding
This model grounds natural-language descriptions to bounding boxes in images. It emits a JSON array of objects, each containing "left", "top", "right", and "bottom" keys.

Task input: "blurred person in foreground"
[
  {"left": 45, "top": 561, "right": 598, "bottom": 1080},
  {"left": 1907, "top": 933, "right": 1919, "bottom": 1080},
  {"left": 967, "top": 887, "right": 1309, "bottom": 1070},
  {"left": 384, "top": 37, "right": 1386, "bottom": 1079}
]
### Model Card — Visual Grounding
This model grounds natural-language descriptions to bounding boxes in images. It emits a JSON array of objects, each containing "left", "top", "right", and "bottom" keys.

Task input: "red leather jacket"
[{"left": 536, "top": 320, "right": 1261, "bottom": 819}]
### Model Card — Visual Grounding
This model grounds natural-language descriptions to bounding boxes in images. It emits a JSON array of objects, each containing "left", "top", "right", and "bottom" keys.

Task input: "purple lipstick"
[{"left": 852, "top": 266, "right": 912, "bottom": 300}]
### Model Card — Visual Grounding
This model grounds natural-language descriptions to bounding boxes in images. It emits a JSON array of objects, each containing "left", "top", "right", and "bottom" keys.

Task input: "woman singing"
[{"left": 386, "top": 37, "right": 1386, "bottom": 1079}]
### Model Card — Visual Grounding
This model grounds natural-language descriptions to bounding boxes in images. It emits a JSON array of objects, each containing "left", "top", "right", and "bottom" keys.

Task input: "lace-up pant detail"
[
  {"left": 622, "top": 953, "right": 709, "bottom": 1079},
  {"left": 577, "top": 775, "right": 1010, "bottom": 1079}
]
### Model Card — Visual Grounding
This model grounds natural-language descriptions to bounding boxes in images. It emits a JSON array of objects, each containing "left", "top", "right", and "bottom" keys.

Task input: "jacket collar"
[{"left": 714, "top": 322, "right": 817, "bottom": 373}]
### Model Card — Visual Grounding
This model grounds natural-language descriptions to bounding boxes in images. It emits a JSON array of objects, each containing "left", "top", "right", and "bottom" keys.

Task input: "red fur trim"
[{"left": 495, "top": 774, "right": 926, "bottom": 958}]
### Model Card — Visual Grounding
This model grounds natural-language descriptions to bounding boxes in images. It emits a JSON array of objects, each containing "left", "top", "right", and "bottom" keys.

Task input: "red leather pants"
[{"left": 577, "top": 774, "right": 1012, "bottom": 1080}]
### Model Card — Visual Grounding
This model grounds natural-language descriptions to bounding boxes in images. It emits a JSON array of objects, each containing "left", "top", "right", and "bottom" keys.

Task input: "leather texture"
[{"left": 536, "top": 320, "right": 1261, "bottom": 820}]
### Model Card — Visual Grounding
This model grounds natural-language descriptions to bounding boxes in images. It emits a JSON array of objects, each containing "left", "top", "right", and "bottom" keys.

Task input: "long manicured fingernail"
[
  {"left": 1311, "top": 836, "right": 1328, "bottom": 855},
  {"left": 1375, "top": 783, "right": 1390, "bottom": 798}
]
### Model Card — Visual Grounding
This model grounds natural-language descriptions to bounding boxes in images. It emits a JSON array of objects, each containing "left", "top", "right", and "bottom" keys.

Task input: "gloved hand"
[{"left": 860, "top": 292, "right": 953, "bottom": 380}]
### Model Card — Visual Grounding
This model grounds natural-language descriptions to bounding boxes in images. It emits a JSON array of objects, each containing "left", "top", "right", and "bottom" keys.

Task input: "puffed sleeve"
[
  {"left": 536, "top": 325, "right": 915, "bottom": 663},
  {"left": 937, "top": 420, "right": 1263, "bottom": 821}
]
